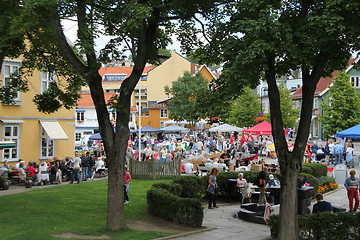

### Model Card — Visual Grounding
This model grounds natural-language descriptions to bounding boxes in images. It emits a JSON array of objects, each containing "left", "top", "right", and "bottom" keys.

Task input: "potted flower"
[
  {"left": 0, "top": 174, "right": 10, "bottom": 190},
  {"left": 24, "top": 177, "right": 33, "bottom": 188}
]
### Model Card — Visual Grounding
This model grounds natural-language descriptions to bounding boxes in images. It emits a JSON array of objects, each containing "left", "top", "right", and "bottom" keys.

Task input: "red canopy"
[{"left": 243, "top": 121, "right": 288, "bottom": 135}]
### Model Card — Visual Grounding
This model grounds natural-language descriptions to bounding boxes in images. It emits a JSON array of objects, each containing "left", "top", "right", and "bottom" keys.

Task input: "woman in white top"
[{"left": 237, "top": 173, "right": 250, "bottom": 204}]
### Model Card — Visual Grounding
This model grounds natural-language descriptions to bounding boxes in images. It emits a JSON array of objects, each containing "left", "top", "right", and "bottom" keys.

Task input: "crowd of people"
[{"left": 0, "top": 152, "right": 107, "bottom": 186}]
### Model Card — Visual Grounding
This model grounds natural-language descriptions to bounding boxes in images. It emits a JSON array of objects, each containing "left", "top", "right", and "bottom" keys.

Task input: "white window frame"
[
  {"left": 75, "top": 132, "right": 82, "bottom": 141},
  {"left": 350, "top": 76, "right": 360, "bottom": 88},
  {"left": 160, "top": 121, "right": 166, "bottom": 128},
  {"left": 76, "top": 112, "right": 85, "bottom": 121},
  {"left": 2, "top": 124, "right": 20, "bottom": 162},
  {"left": 160, "top": 109, "right": 168, "bottom": 118},
  {"left": 109, "top": 111, "right": 117, "bottom": 121},
  {"left": 40, "top": 127, "right": 54, "bottom": 159},
  {"left": 2, "top": 61, "right": 21, "bottom": 102},
  {"left": 313, "top": 98, "right": 319, "bottom": 109},
  {"left": 103, "top": 74, "right": 127, "bottom": 81},
  {"left": 40, "top": 71, "right": 56, "bottom": 93}
]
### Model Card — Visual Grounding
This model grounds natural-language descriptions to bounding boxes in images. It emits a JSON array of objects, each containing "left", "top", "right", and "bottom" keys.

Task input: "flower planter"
[{"left": 25, "top": 180, "right": 33, "bottom": 188}]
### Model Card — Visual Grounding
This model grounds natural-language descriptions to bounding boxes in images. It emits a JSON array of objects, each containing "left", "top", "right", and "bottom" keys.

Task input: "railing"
[{"left": 129, "top": 157, "right": 181, "bottom": 179}]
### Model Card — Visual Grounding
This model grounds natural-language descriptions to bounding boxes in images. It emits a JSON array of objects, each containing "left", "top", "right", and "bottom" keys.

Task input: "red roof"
[
  {"left": 98, "top": 66, "right": 155, "bottom": 77},
  {"left": 292, "top": 77, "right": 334, "bottom": 99},
  {"left": 77, "top": 92, "right": 137, "bottom": 111}
]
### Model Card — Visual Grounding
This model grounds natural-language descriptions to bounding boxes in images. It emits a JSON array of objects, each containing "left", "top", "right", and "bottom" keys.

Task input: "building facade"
[{"left": 1, "top": 58, "right": 75, "bottom": 164}]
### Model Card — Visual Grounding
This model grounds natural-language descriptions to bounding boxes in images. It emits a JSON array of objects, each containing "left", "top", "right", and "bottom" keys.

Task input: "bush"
[
  {"left": 151, "top": 182, "right": 182, "bottom": 196},
  {"left": 172, "top": 176, "right": 204, "bottom": 198},
  {"left": 269, "top": 212, "right": 360, "bottom": 239},
  {"left": 317, "top": 176, "right": 338, "bottom": 194},
  {"left": 302, "top": 163, "right": 327, "bottom": 177},
  {"left": 299, "top": 173, "right": 319, "bottom": 193},
  {"left": 147, "top": 185, "right": 203, "bottom": 227},
  {"left": 301, "top": 166, "right": 314, "bottom": 176}
]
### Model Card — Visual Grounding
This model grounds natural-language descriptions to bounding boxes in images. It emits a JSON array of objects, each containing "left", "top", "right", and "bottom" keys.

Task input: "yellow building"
[{"left": 1, "top": 58, "right": 75, "bottom": 165}]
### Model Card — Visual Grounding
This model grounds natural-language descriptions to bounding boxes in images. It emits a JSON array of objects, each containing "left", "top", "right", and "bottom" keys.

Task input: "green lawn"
[{"left": 0, "top": 179, "right": 173, "bottom": 240}]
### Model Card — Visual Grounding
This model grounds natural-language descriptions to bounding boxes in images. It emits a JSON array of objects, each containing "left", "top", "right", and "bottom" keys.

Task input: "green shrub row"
[
  {"left": 302, "top": 163, "right": 327, "bottom": 178},
  {"left": 147, "top": 178, "right": 203, "bottom": 227},
  {"left": 172, "top": 176, "right": 205, "bottom": 198},
  {"left": 269, "top": 212, "right": 360, "bottom": 239}
]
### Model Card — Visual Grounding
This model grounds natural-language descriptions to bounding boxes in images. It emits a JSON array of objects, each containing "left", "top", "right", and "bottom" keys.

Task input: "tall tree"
[
  {"left": 7, "top": 0, "right": 215, "bottom": 231},
  {"left": 264, "top": 83, "right": 300, "bottom": 129},
  {"left": 319, "top": 71, "right": 360, "bottom": 138},
  {"left": 191, "top": 1, "right": 360, "bottom": 239},
  {"left": 226, "top": 87, "right": 261, "bottom": 128},
  {"left": 164, "top": 71, "right": 210, "bottom": 127}
]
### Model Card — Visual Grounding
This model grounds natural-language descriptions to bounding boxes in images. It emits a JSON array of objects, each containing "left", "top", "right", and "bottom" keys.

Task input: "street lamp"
[{"left": 260, "top": 87, "right": 268, "bottom": 114}]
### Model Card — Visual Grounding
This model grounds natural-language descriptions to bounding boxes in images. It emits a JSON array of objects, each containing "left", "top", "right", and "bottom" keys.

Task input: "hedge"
[
  {"left": 172, "top": 176, "right": 205, "bottom": 198},
  {"left": 147, "top": 182, "right": 203, "bottom": 227},
  {"left": 302, "top": 163, "right": 327, "bottom": 178},
  {"left": 269, "top": 212, "right": 360, "bottom": 239}
]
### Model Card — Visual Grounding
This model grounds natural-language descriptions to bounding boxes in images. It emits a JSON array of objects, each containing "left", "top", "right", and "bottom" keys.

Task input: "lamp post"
[
  {"left": 260, "top": 87, "right": 268, "bottom": 114},
  {"left": 138, "top": 85, "right": 142, "bottom": 151}
]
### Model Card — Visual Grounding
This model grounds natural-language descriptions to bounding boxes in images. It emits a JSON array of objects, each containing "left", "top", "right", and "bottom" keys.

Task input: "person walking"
[
  {"left": 207, "top": 167, "right": 219, "bottom": 209},
  {"left": 256, "top": 169, "right": 267, "bottom": 205},
  {"left": 71, "top": 153, "right": 81, "bottom": 184},
  {"left": 124, "top": 167, "right": 132, "bottom": 204},
  {"left": 345, "top": 144, "right": 355, "bottom": 168},
  {"left": 344, "top": 170, "right": 360, "bottom": 212},
  {"left": 237, "top": 173, "right": 249, "bottom": 204}
]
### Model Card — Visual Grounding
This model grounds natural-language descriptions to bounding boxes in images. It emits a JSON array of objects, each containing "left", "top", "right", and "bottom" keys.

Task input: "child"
[{"left": 346, "top": 144, "right": 354, "bottom": 168}]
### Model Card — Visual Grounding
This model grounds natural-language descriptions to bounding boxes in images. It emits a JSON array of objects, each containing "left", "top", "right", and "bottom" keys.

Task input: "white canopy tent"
[{"left": 209, "top": 123, "right": 243, "bottom": 132}]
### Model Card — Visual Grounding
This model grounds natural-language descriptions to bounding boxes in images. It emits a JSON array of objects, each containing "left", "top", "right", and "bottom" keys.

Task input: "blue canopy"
[
  {"left": 131, "top": 125, "right": 163, "bottom": 133},
  {"left": 89, "top": 133, "right": 102, "bottom": 140},
  {"left": 336, "top": 124, "right": 360, "bottom": 138},
  {"left": 161, "top": 125, "right": 188, "bottom": 132}
]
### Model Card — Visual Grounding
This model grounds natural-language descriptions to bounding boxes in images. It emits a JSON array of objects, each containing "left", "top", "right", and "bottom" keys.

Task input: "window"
[
  {"left": 104, "top": 74, "right": 126, "bottom": 81},
  {"left": 109, "top": 111, "right": 116, "bottom": 121},
  {"left": 2, "top": 125, "right": 20, "bottom": 161},
  {"left": 2, "top": 62, "right": 21, "bottom": 102},
  {"left": 141, "top": 75, "right": 147, "bottom": 81},
  {"left": 160, "top": 109, "right": 168, "bottom": 118},
  {"left": 41, "top": 128, "right": 54, "bottom": 158},
  {"left": 75, "top": 133, "right": 82, "bottom": 141},
  {"left": 160, "top": 121, "right": 166, "bottom": 128},
  {"left": 313, "top": 98, "right": 319, "bottom": 109},
  {"left": 350, "top": 76, "right": 360, "bottom": 88},
  {"left": 40, "top": 71, "right": 55, "bottom": 93},
  {"left": 76, "top": 112, "right": 84, "bottom": 121}
]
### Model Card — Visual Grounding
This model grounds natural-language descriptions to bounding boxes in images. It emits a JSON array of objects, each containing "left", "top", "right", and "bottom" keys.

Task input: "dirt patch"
[
  {"left": 53, "top": 233, "right": 111, "bottom": 239},
  {"left": 127, "top": 215, "right": 203, "bottom": 233}
]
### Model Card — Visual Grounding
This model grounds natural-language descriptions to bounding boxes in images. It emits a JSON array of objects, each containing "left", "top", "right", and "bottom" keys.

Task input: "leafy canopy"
[
  {"left": 319, "top": 71, "right": 360, "bottom": 137},
  {"left": 226, "top": 87, "right": 261, "bottom": 128},
  {"left": 164, "top": 72, "right": 211, "bottom": 123},
  {"left": 264, "top": 83, "right": 300, "bottom": 129}
]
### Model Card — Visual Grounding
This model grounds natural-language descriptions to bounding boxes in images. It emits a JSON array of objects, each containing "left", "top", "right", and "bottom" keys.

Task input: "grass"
[{"left": 0, "top": 178, "right": 173, "bottom": 240}]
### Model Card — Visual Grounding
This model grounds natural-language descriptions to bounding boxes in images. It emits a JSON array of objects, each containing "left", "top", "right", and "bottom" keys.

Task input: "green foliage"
[
  {"left": 301, "top": 166, "right": 314, "bottom": 176},
  {"left": 270, "top": 212, "right": 360, "bottom": 240},
  {"left": 317, "top": 176, "right": 336, "bottom": 187},
  {"left": 302, "top": 163, "right": 328, "bottom": 178},
  {"left": 147, "top": 183, "right": 203, "bottom": 227},
  {"left": 263, "top": 83, "right": 300, "bottom": 129},
  {"left": 165, "top": 72, "right": 212, "bottom": 124},
  {"left": 319, "top": 71, "right": 360, "bottom": 138},
  {"left": 172, "top": 175, "right": 205, "bottom": 198},
  {"left": 299, "top": 173, "right": 319, "bottom": 193},
  {"left": 226, "top": 87, "right": 262, "bottom": 128},
  {"left": 151, "top": 182, "right": 182, "bottom": 196}
]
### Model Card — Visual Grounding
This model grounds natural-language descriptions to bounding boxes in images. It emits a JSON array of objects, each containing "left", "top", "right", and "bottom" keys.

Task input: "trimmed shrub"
[
  {"left": 302, "top": 163, "right": 327, "bottom": 177},
  {"left": 147, "top": 186, "right": 203, "bottom": 227},
  {"left": 269, "top": 212, "right": 360, "bottom": 239},
  {"left": 151, "top": 182, "right": 182, "bottom": 196},
  {"left": 301, "top": 166, "right": 314, "bottom": 176},
  {"left": 299, "top": 173, "right": 319, "bottom": 193},
  {"left": 172, "top": 176, "right": 205, "bottom": 198}
]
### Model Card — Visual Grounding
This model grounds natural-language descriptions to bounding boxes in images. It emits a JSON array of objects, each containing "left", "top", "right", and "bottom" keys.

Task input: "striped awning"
[
  {"left": 0, "top": 141, "right": 16, "bottom": 150},
  {"left": 1, "top": 120, "right": 25, "bottom": 124},
  {"left": 39, "top": 121, "right": 68, "bottom": 140}
]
